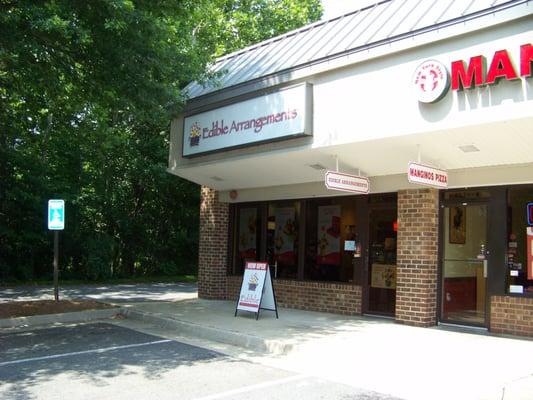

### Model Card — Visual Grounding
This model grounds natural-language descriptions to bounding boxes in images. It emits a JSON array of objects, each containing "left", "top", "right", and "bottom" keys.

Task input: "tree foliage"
[
  {"left": 213, "top": 0, "right": 323, "bottom": 55},
  {"left": 0, "top": 0, "right": 322, "bottom": 282}
]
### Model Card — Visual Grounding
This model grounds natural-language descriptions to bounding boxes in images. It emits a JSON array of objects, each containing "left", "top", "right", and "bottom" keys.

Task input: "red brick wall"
[
  {"left": 227, "top": 276, "right": 362, "bottom": 315},
  {"left": 395, "top": 189, "right": 439, "bottom": 327},
  {"left": 198, "top": 187, "right": 228, "bottom": 300},
  {"left": 490, "top": 296, "right": 533, "bottom": 337}
]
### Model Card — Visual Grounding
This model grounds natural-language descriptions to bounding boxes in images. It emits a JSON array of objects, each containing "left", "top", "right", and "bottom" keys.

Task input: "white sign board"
[
  {"left": 325, "top": 171, "right": 370, "bottom": 194},
  {"left": 237, "top": 262, "right": 268, "bottom": 313},
  {"left": 236, "top": 262, "right": 277, "bottom": 318},
  {"left": 260, "top": 267, "right": 276, "bottom": 312},
  {"left": 48, "top": 199, "right": 65, "bottom": 230},
  {"left": 183, "top": 84, "right": 312, "bottom": 157},
  {"left": 344, "top": 240, "right": 356, "bottom": 251},
  {"left": 407, "top": 162, "right": 448, "bottom": 188}
]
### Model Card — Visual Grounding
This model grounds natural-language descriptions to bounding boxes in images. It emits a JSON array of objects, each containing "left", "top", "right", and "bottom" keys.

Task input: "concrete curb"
[
  {"left": 123, "top": 309, "right": 293, "bottom": 355},
  {"left": 0, "top": 307, "right": 125, "bottom": 330}
]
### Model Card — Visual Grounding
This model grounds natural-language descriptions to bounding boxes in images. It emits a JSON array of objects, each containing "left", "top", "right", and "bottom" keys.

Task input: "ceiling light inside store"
[
  {"left": 458, "top": 144, "right": 480, "bottom": 153},
  {"left": 309, "top": 163, "right": 327, "bottom": 170},
  {"left": 210, "top": 176, "right": 224, "bottom": 181}
]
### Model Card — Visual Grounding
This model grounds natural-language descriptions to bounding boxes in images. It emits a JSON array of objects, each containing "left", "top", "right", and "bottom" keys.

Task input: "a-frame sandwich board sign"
[{"left": 235, "top": 261, "right": 279, "bottom": 320}]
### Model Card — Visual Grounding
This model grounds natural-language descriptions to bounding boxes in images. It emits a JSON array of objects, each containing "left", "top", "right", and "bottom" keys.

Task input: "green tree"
[
  {"left": 213, "top": 0, "right": 323, "bottom": 55},
  {"left": 0, "top": 0, "right": 322, "bottom": 282}
]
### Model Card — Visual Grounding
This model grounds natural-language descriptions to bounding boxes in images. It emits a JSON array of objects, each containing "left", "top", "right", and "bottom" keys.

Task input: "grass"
[{"left": 0, "top": 274, "right": 197, "bottom": 287}]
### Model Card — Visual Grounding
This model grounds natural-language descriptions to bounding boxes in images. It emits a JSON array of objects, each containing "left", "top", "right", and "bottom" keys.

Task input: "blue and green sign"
[{"left": 48, "top": 199, "right": 65, "bottom": 230}]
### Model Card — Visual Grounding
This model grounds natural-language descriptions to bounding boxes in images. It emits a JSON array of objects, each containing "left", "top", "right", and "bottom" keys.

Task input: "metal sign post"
[
  {"left": 53, "top": 231, "right": 59, "bottom": 301},
  {"left": 48, "top": 200, "right": 65, "bottom": 302}
]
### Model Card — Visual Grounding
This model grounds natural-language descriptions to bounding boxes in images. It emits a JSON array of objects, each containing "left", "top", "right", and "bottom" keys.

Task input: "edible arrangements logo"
[
  {"left": 412, "top": 59, "right": 450, "bottom": 103},
  {"left": 189, "top": 122, "right": 201, "bottom": 146}
]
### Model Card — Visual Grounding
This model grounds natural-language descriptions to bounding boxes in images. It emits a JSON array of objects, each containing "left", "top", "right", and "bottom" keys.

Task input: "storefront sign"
[
  {"left": 183, "top": 84, "right": 312, "bottom": 156},
  {"left": 412, "top": 60, "right": 450, "bottom": 103},
  {"left": 236, "top": 262, "right": 268, "bottom": 313},
  {"left": 317, "top": 205, "right": 341, "bottom": 265},
  {"left": 407, "top": 162, "right": 448, "bottom": 188},
  {"left": 451, "top": 44, "right": 532, "bottom": 90},
  {"left": 325, "top": 171, "right": 370, "bottom": 194},
  {"left": 413, "top": 43, "right": 533, "bottom": 102},
  {"left": 236, "top": 261, "right": 278, "bottom": 319}
]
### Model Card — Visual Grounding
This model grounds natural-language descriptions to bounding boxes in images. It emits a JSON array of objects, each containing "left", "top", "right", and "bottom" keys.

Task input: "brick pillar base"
[
  {"left": 198, "top": 186, "right": 228, "bottom": 300},
  {"left": 491, "top": 296, "right": 533, "bottom": 337},
  {"left": 396, "top": 189, "right": 439, "bottom": 327}
]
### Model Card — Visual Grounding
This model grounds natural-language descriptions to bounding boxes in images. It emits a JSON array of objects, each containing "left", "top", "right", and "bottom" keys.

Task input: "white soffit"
[{"left": 170, "top": 117, "right": 533, "bottom": 191}]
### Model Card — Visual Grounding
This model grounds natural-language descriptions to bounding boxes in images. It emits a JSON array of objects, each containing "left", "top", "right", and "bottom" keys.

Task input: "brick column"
[
  {"left": 198, "top": 186, "right": 228, "bottom": 299},
  {"left": 396, "top": 189, "right": 439, "bottom": 327}
]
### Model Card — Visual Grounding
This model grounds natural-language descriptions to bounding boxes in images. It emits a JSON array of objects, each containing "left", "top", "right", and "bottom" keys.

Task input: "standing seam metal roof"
[{"left": 185, "top": 0, "right": 528, "bottom": 99}]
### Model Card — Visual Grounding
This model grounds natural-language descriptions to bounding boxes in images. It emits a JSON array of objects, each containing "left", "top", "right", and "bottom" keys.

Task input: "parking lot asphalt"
[
  {"left": 0, "top": 323, "right": 401, "bottom": 400},
  {"left": 3, "top": 282, "right": 533, "bottom": 400}
]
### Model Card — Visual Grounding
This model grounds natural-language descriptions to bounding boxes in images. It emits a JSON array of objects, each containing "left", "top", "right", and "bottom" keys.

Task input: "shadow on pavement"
[
  {"left": 0, "top": 322, "right": 233, "bottom": 399},
  {"left": 0, "top": 282, "right": 198, "bottom": 304}
]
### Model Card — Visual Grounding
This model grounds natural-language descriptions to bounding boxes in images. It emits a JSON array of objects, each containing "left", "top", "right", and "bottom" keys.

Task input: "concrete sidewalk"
[{"left": 123, "top": 299, "right": 533, "bottom": 400}]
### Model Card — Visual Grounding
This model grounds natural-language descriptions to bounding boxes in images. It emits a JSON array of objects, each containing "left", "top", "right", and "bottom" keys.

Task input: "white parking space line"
[
  {"left": 193, "top": 374, "right": 309, "bottom": 400},
  {"left": 0, "top": 339, "right": 172, "bottom": 367}
]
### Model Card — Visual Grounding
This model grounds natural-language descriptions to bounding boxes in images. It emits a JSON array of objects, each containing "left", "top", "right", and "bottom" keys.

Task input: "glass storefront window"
[
  {"left": 267, "top": 201, "right": 300, "bottom": 279},
  {"left": 233, "top": 206, "right": 261, "bottom": 275},
  {"left": 230, "top": 194, "right": 396, "bottom": 286},
  {"left": 305, "top": 197, "right": 358, "bottom": 282},
  {"left": 507, "top": 187, "right": 533, "bottom": 295}
]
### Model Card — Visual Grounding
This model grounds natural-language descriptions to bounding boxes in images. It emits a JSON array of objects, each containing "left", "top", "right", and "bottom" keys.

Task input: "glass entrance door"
[
  {"left": 366, "top": 208, "right": 397, "bottom": 316},
  {"left": 441, "top": 204, "right": 488, "bottom": 326}
]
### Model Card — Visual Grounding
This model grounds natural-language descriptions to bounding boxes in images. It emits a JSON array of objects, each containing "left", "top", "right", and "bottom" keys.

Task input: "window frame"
[
  {"left": 229, "top": 202, "right": 264, "bottom": 276},
  {"left": 505, "top": 184, "right": 533, "bottom": 297},
  {"left": 229, "top": 194, "right": 373, "bottom": 285}
]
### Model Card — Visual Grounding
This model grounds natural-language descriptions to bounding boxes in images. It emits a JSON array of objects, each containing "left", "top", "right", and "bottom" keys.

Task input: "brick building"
[{"left": 169, "top": 1, "right": 533, "bottom": 337}]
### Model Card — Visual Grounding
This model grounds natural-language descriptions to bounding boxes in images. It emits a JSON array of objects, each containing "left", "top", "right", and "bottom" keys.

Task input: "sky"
[{"left": 321, "top": 0, "right": 378, "bottom": 20}]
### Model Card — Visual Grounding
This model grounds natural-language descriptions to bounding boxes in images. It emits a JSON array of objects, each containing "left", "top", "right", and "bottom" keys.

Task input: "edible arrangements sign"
[
  {"left": 325, "top": 171, "right": 370, "bottom": 194},
  {"left": 183, "top": 84, "right": 312, "bottom": 157}
]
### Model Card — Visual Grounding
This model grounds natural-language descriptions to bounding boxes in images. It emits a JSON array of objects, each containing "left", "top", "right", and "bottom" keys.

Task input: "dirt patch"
[{"left": 0, "top": 300, "right": 116, "bottom": 319}]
